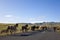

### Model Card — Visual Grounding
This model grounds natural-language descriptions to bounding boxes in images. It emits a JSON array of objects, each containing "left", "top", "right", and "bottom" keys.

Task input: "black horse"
[
  {"left": 7, "top": 24, "right": 18, "bottom": 34},
  {"left": 31, "top": 25, "right": 36, "bottom": 31},
  {"left": 22, "top": 24, "right": 28, "bottom": 32},
  {"left": 53, "top": 27, "right": 57, "bottom": 32}
]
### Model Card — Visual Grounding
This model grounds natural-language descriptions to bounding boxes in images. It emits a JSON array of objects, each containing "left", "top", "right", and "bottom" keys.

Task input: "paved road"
[{"left": 0, "top": 31, "right": 60, "bottom": 40}]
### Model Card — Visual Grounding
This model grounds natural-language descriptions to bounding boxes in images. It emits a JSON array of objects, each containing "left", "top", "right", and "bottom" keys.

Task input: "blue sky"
[{"left": 0, "top": 0, "right": 60, "bottom": 23}]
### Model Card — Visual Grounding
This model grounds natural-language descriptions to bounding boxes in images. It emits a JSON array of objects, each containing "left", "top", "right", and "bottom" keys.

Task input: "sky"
[{"left": 0, "top": 0, "right": 60, "bottom": 23}]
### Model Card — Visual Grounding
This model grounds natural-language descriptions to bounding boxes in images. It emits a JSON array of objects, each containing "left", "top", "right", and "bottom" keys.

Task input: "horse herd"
[{"left": 0, "top": 24, "right": 59, "bottom": 35}]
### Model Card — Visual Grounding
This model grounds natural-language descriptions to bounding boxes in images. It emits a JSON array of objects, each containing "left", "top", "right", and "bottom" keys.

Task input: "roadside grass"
[
  {"left": 0, "top": 23, "right": 60, "bottom": 36},
  {"left": 0, "top": 24, "right": 32, "bottom": 36}
]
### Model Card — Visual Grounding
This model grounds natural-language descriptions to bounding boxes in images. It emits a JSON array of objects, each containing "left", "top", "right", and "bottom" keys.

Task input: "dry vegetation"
[{"left": 0, "top": 22, "right": 60, "bottom": 36}]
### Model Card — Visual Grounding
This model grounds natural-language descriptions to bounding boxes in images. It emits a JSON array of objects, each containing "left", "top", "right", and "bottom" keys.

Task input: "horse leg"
[
  {"left": 25, "top": 29, "right": 27, "bottom": 32},
  {"left": 10, "top": 30, "right": 13, "bottom": 35},
  {"left": 14, "top": 29, "right": 17, "bottom": 34},
  {"left": 25, "top": 28, "right": 28, "bottom": 32},
  {"left": 22, "top": 28, "right": 25, "bottom": 33}
]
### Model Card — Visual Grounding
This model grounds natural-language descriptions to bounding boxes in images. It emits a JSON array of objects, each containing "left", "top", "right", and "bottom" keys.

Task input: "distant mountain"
[{"left": 0, "top": 22, "right": 60, "bottom": 26}]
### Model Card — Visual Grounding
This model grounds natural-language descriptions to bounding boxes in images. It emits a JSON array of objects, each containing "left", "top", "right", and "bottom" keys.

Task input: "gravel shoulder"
[{"left": 0, "top": 31, "right": 60, "bottom": 40}]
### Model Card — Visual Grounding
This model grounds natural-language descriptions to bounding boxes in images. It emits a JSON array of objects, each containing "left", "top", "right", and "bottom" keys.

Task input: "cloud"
[
  {"left": 0, "top": 14, "right": 21, "bottom": 23},
  {"left": 4, "top": 15, "right": 13, "bottom": 18},
  {"left": 0, "top": 15, "right": 47, "bottom": 23},
  {"left": 28, "top": 16, "right": 47, "bottom": 23},
  {"left": 29, "top": 16, "right": 46, "bottom": 21},
  {"left": 4, "top": 14, "right": 20, "bottom": 19},
  {"left": 31, "top": 21, "right": 44, "bottom": 23}
]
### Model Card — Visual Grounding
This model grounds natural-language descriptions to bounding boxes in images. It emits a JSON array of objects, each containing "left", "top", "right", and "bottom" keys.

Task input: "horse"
[
  {"left": 31, "top": 25, "right": 36, "bottom": 31},
  {"left": 35, "top": 26, "right": 39, "bottom": 30},
  {"left": 53, "top": 27, "right": 57, "bottom": 32},
  {"left": 7, "top": 24, "right": 18, "bottom": 34},
  {"left": 41, "top": 26, "right": 48, "bottom": 31},
  {"left": 21, "top": 24, "right": 28, "bottom": 32}
]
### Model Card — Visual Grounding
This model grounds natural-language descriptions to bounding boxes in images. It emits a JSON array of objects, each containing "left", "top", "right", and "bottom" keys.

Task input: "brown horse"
[
  {"left": 31, "top": 25, "right": 36, "bottom": 31},
  {"left": 21, "top": 24, "right": 28, "bottom": 32},
  {"left": 41, "top": 26, "right": 48, "bottom": 31},
  {"left": 35, "top": 26, "right": 39, "bottom": 30}
]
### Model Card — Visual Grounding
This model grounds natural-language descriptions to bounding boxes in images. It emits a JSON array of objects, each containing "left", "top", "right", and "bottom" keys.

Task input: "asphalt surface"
[{"left": 0, "top": 31, "right": 60, "bottom": 40}]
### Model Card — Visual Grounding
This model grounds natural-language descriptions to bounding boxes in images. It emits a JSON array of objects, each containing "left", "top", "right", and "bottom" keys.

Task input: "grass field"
[
  {"left": 0, "top": 23, "right": 60, "bottom": 36},
  {"left": 0, "top": 23, "right": 33, "bottom": 36}
]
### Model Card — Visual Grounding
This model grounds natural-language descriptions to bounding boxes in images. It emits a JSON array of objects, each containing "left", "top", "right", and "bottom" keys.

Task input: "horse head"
[
  {"left": 25, "top": 24, "right": 28, "bottom": 27},
  {"left": 15, "top": 23, "right": 18, "bottom": 27}
]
